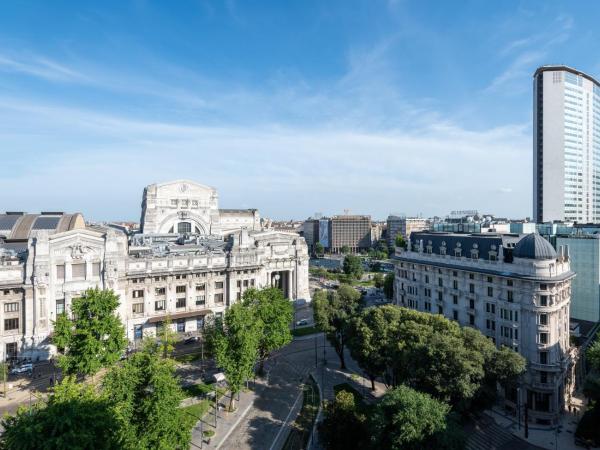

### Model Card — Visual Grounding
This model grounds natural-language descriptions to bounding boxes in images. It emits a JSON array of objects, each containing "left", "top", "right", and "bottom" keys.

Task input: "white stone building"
[
  {"left": 394, "top": 231, "right": 575, "bottom": 425},
  {"left": 0, "top": 180, "right": 310, "bottom": 362}
]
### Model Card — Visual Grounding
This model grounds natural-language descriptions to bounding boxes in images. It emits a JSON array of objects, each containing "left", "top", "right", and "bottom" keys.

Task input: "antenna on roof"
[{"left": 343, "top": 209, "right": 350, "bottom": 215}]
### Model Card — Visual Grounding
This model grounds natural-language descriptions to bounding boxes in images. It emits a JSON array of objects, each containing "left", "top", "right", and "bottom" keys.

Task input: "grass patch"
[
  {"left": 292, "top": 326, "right": 320, "bottom": 337},
  {"left": 182, "top": 382, "right": 227, "bottom": 399},
  {"left": 182, "top": 399, "right": 212, "bottom": 419},
  {"left": 282, "top": 377, "right": 320, "bottom": 450},
  {"left": 173, "top": 351, "right": 206, "bottom": 364}
]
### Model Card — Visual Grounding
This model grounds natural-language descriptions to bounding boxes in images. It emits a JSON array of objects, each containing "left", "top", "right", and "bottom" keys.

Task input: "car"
[
  {"left": 296, "top": 319, "right": 309, "bottom": 326},
  {"left": 10, "top": 363, "right": 33, "bottom": 375},
  {"left": 184, "top": 336, "right": 200, "bottom": 344}
]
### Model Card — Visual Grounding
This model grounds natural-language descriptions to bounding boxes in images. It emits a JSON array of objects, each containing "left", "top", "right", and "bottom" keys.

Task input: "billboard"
[{"left": 318, "top": 219, "right": 329, "bottom": 248}]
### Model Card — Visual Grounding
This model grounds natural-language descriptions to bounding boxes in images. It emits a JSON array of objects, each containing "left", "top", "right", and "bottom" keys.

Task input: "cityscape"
[{"left": 1, "top": 2, "right": 600, "bottom": 450}]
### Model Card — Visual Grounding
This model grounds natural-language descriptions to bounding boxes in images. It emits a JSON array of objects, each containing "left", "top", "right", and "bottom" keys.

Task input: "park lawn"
[
  {"left": 292, "top": 326, "right": 320, "bottom": 337},
  {"left": 182, "top": 399, "right": 212, "bottom": 419},
  {"left": 182, "top": 382, "right": 227, "bottom": 398}
]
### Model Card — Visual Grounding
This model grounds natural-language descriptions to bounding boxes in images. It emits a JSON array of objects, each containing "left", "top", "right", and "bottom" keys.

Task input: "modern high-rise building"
[
  {"left": 533, "top": 65, "right": 600, "bottom": 223},
  {"left": 386, "top": 216, "right": 429, "bottom": 246},
  {"left": 330, "top": 215, "right": 371, "bottom": 253}
]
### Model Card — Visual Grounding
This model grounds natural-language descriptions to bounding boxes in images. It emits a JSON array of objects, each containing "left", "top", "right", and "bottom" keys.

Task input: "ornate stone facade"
[{"left": 0, "top": 180, "right": 309, "bottom": 361}]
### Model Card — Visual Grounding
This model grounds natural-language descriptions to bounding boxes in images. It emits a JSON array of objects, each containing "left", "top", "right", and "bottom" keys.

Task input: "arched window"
[{"left": 178, "top": 222, "right": 192, "bottom": 234}]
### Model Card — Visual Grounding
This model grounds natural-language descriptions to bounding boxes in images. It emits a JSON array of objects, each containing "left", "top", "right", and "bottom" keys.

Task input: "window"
[
  {"left": 487, "top": 276, "right": 493, "bottom": 283},
  {"left": 539, "top": 351, "right": 548, "bottom": 364},
  {"left": 540, "top": 295, "right": 548, "bottom": 306},
  {"left": 507, "top": 290, "right": 513, "bottom": 302},
  {"left": 72, "top": 263, "right": 86, "bottom": 280},
  {"left": 438, "top": 278, "right": 443, "bottom": 287},
  {"left": 437, "top": 291, "right": 443, "bottom": 301},
  {"left": 469, "top": 299, "right": 475, "bottom": 309},
  {"left": 171, "top": 199, "right": 178, "bottom": 206},
  {"left": 540, "top": 313, "right": 548, "bottom": 325},
  {"left": 469, "top": 314, "right": 475, "bottom": 325},
  {"left": 539, "top": 332, "right": 548, "bottom": 344},
  {"left": 155, "top": 287, "right": 166, "bottom": 296},
  {"left": 133, "top": 289, "right": 144, "bottom": 298},
  {"left": 215, "top": 281, "right": 224, "bottom": 289},
  {"left": 56, "top": 298, "right": 65, "bottom": 315},
  {"left": 56, "top": 264, "right": 65, "bottom": 281},
  {"left": 469, "top": 283, "right": 475, "bottom": 294},
  {"left": 237, "top": 280, "right": 242, "bottom": 287},
  {"left": 192, "top": 200, "right": 199, "bottom": 208},
  {"left": 507, "top": 280, "right": 513, "bottom": 286},
  {"left": 469, "top": 273, "right": 474, "bottom": 280},
  {"left": 4, "top": 302, "right": 19, "bottom": 313},
  {"left": 197, "top": 317, "right": 205, "bottom": 330},
  {"left": 196, "top": 296, "right": 205, "bottom": 306},
  {"left": 92, "top": 262, "right": 101, "bottom": 277},
  {"left": 486, "top": 303, "right": 496, "bottom": 314},
  {"left": 4, "top": 318, "right": 19, "bottom": 331},
  {"left": 453, "top": 280, "right": 458, "bottom": 289},
  {"left": 425, "top": 275, "right": 429, "bottom": 283},
  {"left": 540, "top": 372, "right": 548, "bottom": 384},
  {"left": 438, "top": 306, "right": 443, "bottom": 315},
  {"left": 181, "top": 199, "right": 189, "bottom": 208},
  {"left": 132, "top": 303, "right": 144, "bottom": 314},
  {"left": 178, "top": 222, "right": 191, "bottom": 234},
  {"left": 453, "top": 310, "right": 458, "bottom": 320},
  {"left": 487, "top": 286, "right": 493, "bottom": 297},
  {"left": 214, "top": 293, "right": 224, "bottom": 303},
  {"left": 155, "top": 300, "right": 166, "bottom": 311},
  {"left": 453, "top": 271, "right": 458, "bottom": 277},
  {"left": 176, "top": 298, "right": 186, "bottom": 308},
  {"left": 177, "top": 319, "right": 185, "bottom": 333},
  {"left": 453, "top": 295, "right": 458, "bottom": 305},
  {"left": 540, "top": 284, "right": 547, "bottom": 290},
  {"left": 134, "top": 325, "right": 143, "bottom": 340},
  {"left": 176, "top": 285, "right": 186, "bottom": 294},
  {"left": 215, "top": 312, "right": 223, "bottom": 320}
]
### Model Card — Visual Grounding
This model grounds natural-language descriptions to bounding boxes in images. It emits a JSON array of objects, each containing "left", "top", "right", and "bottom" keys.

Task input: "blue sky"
[{"left": 0, "top": 0, "right": 598, "bottom": 221}]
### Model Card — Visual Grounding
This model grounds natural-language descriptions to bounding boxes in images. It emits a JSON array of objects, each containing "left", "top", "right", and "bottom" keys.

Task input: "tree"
[
  {"left": 53, "top": 288, "right": 127, "bottom": 377},
  {"left": 157, "top": 316, "right": 179, "bottom": 359},
  {"left": 383, "top": 273, "right": 394, "bottom": 299},
  {"left": 242, "top": 287, "right": 293, "bottom": 375},
  {"left": 370, "top": 385, "right": 460, "bottom": 450},
  {"left": 373, "top": 273, "right": 384, "bottom": 289},
  {"left": 347, "top": 306, "right": 401, "bottom": 390},
  {"left": 102, "top": 341, "right": 193, "bottom": 449},
  {"left": 343, "top": 255, "right": 363, "bottom": 280},
  {"left": 587, "top": 334, "right": 600, "bottom": 371},
  {"left": 318, "top": 390, "right": 369, "bottom": 450},
  {"left": 211, "top": 303, "right": 261, "bottom": 410},
  {"left": 341, "top": 245, "right": 350, "bottom": 255},
  {"left": 395, "top": 235, "right": 406, "bottom": 249},
  {"left": 313, "top": 285, "right": 361, "bottom": 369},
  {"left": 0, "top": 377, "right": 119, "bottom": 450},
  {"left": 314, "top": 242, "right": 325, "bottom": 257}
]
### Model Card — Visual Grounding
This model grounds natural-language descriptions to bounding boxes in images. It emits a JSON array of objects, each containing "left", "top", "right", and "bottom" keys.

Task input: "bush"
[{"left": 575, "top": 407, "right": 600, "bottom": 447}]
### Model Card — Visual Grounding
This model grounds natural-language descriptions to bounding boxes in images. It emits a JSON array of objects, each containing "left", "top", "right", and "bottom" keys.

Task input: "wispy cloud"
[{"left": 0, "top": 54, "right": 87, "bottom": 82}]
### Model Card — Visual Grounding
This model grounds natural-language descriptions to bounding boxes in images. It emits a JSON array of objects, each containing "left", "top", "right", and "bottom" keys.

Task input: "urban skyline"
[{"left": 2, "top": 1, "right": 600, "bottom": 221}]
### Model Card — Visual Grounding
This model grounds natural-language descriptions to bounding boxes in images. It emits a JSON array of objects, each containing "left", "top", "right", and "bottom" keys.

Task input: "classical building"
[
  {"left": 0, "top": 180, "right": 310, "bottom": 362},
  {"left": 394, "top": 231, "right": 575, "bottom": 425},
  {"left": 533, "top": 65, "right": 600, "bottom": 223}
]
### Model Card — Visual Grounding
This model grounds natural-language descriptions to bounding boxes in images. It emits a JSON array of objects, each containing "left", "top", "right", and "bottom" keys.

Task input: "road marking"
[
  {"left": 215, "top": 400, "right": 254, "bottom": 450},
  {"left": 268, "top": 388, "right": 303, "bottom": 450}
]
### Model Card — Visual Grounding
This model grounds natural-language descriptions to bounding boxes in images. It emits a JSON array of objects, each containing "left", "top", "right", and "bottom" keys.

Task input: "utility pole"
[
  {"left": 314, "top": 335, "right": 317, "bottom": 368},
  {"left": 524, "top": 401, "right": 529, "bottom": 439}
]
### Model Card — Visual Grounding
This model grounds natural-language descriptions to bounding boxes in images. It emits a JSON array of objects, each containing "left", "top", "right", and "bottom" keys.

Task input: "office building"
[
  {"left": 330, "top": 215, "right": 371, "bottom": 253},
  {"left": 387, "top": 216, "right": 429, "bottom": 246},
  {"left": 533, "top": 65, "right": 600, "bottom": 223},
  {"left": 394, "top": 231, "right": 574, "bottom": 424}
]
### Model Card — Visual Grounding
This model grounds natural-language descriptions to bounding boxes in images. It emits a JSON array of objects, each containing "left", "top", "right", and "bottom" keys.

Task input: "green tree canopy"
[
  {"left": 343, "top": 255, "right": 363, "bottom": 279},
  {"left": 370, "top": 385, "right": 462, "bottom": 450},
  {"left": 318, "top": 390, "right": 369, "bottom": 450},
  {"left": 0, "top": 377, "right": 119, "bottom": 450},
  {"left": 341, "top": 245, "right": 351, "bottom": 255},
  {"left": 102, "top": 341, "right": 193, "bottom": 449},
  {"left": 313, "top": 285, "right": 361, "bottom": 369},
  {"left": 373, "top": 273, "right": 384, "bottom": 289},
  {"left": 395, "top": 235, "right": 406, "bottom": 249},
  {"left": 587, "top": 334, "right": 600, "bottom": 371},
  {"left": 314, "top": 242, "right": 325, "bottom": 256},
  {"left": 211, "top": 303, "right": 262, "bottom": 410},
  {"left": 242, "top": 287, "right": 293, "bottom": 375},
  {"left": 53, "top": 288, "right": 127, "bottom": 376},
  {"left": 383, "top": 273, "right": 395, "bottom": 299}
]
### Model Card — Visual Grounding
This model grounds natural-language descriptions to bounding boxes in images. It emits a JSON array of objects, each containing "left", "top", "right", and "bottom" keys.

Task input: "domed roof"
[{"left": 513, "top": 233, "right": 557, "bottom": 260}]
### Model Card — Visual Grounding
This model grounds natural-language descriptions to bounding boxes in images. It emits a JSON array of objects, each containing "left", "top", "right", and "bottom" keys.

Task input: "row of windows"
[{"left": 56, "top": 263, "right": 101, "bottom": 281}]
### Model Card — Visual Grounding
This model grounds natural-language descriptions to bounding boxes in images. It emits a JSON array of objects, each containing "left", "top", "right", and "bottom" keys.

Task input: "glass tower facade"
[{"left": 534, "top": 66, "right": 600, "bottom": 223}]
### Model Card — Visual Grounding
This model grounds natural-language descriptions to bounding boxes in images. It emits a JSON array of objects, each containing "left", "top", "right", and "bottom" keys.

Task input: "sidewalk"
[{"left": 190, "top": 388, "right": 257, "bottom": 450}]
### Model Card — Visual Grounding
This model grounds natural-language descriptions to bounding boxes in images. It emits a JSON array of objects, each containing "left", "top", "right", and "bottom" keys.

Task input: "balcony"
[{"left": 531, "top": 381, "right": 555, "bottom": 391}]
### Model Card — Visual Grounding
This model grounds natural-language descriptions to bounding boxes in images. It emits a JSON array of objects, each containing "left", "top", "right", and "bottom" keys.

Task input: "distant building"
[
  {"left": 330, "top": 215, "right": 371, "bottom": 253},
  {"left": 533, "top": 65, "right": 600, "bottom": 223},
  {"left": 303, "top": 218, "right": 331, "bottom": 253},
  {"left": 394, "top": 231, "right": 575, "bottom": 425},
  {"left": 386, "top": 216, "right": 428, "bottom": 246}
]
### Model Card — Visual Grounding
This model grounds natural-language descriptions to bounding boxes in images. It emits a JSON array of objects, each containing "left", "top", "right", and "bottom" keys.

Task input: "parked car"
[
  {"left": 296, "top": 319, "right": 309, "bottom": 327},
  {"left": 10, "top": 363, "right": 33, "bottom": 375},
  {"left": 184, "top": 336, "right": 200, "bottom": 344}
]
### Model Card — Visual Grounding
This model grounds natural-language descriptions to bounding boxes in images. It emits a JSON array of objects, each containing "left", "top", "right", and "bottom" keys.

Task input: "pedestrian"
[{"left": 49, "top": 377, "right": 53, "bottom": 387}]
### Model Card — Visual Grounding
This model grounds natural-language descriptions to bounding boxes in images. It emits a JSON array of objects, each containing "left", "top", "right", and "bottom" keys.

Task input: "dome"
[{"left": 512, "top": 233, "right": 557, "bottom": 260}]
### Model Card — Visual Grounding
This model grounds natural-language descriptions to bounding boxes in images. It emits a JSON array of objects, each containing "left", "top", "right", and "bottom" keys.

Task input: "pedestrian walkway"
[
  {"left": 465, "top": 414, "right": 543, "bottom": 450},
  {"left": 190, "top": 388, "right": 257, "bottom": 450}
]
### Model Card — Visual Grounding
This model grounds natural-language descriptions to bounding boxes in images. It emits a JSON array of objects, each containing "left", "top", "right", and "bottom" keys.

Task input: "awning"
[{"left": 147, "top": 309, "right": 212, "bottom": 324}]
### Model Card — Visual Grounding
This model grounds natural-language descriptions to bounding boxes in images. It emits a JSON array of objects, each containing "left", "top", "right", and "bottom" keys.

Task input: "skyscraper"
[{"left": 533, "top": 65, "right": 600, "bottom": 223}]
